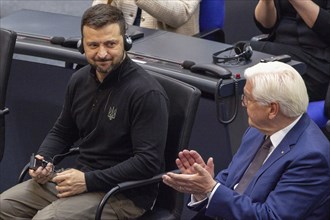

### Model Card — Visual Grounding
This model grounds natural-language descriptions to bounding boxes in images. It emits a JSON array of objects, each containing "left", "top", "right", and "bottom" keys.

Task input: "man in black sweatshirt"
[{"left": 0, "top": 4, "right": 169, "bottom": 219}]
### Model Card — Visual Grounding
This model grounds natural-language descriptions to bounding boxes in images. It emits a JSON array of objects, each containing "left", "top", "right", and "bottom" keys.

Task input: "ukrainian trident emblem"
[{"left": 107, "top": 106, "right": 117, "bottom": 120}]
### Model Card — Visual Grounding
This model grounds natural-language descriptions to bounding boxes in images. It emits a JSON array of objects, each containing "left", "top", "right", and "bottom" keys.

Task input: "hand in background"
[{"left": 52, "top": 168, "right": 87, "bottom": 198}]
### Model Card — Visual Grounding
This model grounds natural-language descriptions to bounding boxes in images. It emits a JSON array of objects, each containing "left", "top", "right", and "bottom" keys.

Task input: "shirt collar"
[
  {"left": 270, "top": 115, "right": 302, "bottom": 149},
  {"left": 89, "top": 54, "right": 130, "bottom": 84}
]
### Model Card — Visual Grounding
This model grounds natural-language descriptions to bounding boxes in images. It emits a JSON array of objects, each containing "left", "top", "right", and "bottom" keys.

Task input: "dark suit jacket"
[{"left": 192, "top": 114, "right": 330, "bottom": 220}]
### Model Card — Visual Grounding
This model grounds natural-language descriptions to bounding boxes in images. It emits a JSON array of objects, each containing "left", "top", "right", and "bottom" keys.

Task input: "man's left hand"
[
  {"left": 163, "top": 163, "right": 217, "bottom": 201},
  {"left": 52, "top": 169, "right": 87, "bottom": 198}
]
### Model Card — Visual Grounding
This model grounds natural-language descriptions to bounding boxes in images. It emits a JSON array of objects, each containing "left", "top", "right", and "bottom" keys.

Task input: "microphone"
[
  {"left": 16, "top": 32, "right": 52, "bottom": 41},
  {"left": 128, "top": 50, "right": 196, "bottom": 67},
  {"left": 50, "top": 36, "right": 80, "bottom": 48},
  {"left": 16, "top": 32, "right": 80, "bottom": 49},
  {"left": 50, "top": 32, "right": 143, "bottom": 51},
  {"left": 129, "top": 51, "right": 231, "bottom": 79},
  {"left": 128, "top": 31, "right": 144, "bottom": 41},
  {"left": 50, "top": 36, "right": 65, "bottom": 45},
  {"left": 182, "top": 60, "right": 196, "bottom": 69}
]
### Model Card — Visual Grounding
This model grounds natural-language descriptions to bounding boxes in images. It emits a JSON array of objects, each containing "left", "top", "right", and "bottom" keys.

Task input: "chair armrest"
[
  {"left": 18, "top": 162, "right": 30, "bottom": 183},
  {"left": 0, "top": 108, "right": 9, "bottom": 116},
  {"left": 95, "top": 169, "right": 180, "bottom": 220}
]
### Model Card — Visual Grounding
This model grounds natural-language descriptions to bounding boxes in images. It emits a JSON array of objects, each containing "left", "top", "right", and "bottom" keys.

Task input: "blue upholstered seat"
[
  {"left": 196, "top": 0, "right": 225, "bottom": 42},
  {"left": 199, "top": 0, "right": 225, "bottom": 33},
  {"left": 307, "top": 100, "right": 327, "bottom": 128}
]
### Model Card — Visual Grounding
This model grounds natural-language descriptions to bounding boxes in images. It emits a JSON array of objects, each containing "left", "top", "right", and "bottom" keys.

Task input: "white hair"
[{"left": 244, "top": 61, "right": 309, "bottom": 117}]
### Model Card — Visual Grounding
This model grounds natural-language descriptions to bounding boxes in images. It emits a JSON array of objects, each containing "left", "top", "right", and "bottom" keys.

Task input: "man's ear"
[{"left": 268, "top": 102, "right": 279, "bottom": 119}]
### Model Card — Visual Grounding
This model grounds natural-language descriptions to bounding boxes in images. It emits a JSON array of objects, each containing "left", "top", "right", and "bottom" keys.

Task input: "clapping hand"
[{"left": 162, "top": 149, "right": 217, "bottom": 201}]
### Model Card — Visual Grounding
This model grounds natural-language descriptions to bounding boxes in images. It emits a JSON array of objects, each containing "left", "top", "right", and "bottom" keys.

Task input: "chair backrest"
[
  {"left": 199, "top": 0, "right": 225, "bottom": 33},
  {"left": 306, "top": 82, "right": 330, "bottom": 130},
  {"left": 0, "top": 28, "right": 17, "bottom": 162},
  {"left": 145, "top": 72, "right": 201, "bottom": 219},
  {"left": 307, "top": 101, "right": 327, "bottom": 128}
]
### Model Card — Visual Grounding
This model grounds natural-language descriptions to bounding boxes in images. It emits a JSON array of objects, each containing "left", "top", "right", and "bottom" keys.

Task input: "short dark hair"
[{"left": 81, "top": 4, "right": 126, "bottom": 37}]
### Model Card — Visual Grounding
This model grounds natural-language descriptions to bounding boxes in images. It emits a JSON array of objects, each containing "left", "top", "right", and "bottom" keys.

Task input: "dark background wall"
[{"left": 224, "top": 0, "right": 260, "bottom": 44}]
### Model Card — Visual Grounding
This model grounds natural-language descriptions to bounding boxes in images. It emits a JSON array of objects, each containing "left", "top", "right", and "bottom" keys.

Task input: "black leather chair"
[
  {"left": 0, "top": 28, "right": 17, "bottom": 162},
  {"left": 18, "top": 72, "right": 201, "bottom": 219},
  {"left": 304, "top": 69, "right": 330, "bottom": 137},
  {"left": 95, "top": 72, "right": 201, "bottom": 220}
]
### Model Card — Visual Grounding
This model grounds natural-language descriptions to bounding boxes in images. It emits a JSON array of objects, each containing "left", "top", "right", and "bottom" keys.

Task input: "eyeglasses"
[{"left": 241, "top": 94, "right": 258, "bottom": 107}]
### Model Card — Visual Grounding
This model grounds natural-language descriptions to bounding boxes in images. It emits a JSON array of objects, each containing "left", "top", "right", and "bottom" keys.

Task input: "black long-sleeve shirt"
[
  {"left": 38, "top": 56, "right": 169, "bottom": 209},
  {"left": 255, "top": 0, "right": 330, "bottom": 46}
]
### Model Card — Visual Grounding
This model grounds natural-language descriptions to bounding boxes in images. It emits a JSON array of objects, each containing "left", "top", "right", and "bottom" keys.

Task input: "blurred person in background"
[
  {"left": 251, "top": 0, "right": 330, "bottom": 101},
  {"left": 92, "top": 0, "right": 200, "bottom": 35}
]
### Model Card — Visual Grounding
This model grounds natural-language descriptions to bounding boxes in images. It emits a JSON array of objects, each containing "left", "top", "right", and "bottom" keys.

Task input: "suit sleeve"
[{"left": 205, "top": 149, "right": 330, "bottom": 219}]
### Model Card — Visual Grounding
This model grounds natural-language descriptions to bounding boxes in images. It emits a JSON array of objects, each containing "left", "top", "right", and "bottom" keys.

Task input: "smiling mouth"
[
  {"left": 96, "top": 60, "right": 112, "bottom": 67},
  {"left": 98, "top": 61, "right": 110, "bottom": 64},
  {"left": 97, "top": 59, "right": 111, "bottom": 63}
]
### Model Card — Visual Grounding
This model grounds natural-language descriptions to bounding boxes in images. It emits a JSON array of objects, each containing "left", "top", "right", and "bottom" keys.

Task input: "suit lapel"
[
  {"left": 249, "top": 114, "right": 311, "bottom": 188},
  {"left": 263, "top": 114, "right": 309, "bottom": 168},
  {"left": 228, "top": 131, "right": 265, "bottom": 188}
]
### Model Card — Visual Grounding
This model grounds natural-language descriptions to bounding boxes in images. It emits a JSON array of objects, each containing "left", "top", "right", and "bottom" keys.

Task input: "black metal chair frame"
[{"left": 0, "top": 28, "right": 17, "bottom": 162}]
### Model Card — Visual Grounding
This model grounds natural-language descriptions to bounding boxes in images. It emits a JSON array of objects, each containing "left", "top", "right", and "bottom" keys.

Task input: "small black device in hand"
[{"left": 29, "top": 153, "right": 50, "bottom": 170}]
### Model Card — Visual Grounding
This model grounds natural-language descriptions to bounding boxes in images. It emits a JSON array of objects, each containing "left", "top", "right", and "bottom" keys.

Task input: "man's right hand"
[
  {"left": 176, "top": 150, "right": 214, "bottom": 178},
  {"left": 29, "top": 154, "right": 54, "bottom": 184}
]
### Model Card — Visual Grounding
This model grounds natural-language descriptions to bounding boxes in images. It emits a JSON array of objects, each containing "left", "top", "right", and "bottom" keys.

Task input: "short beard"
[{"left": 93, "top": 62, "right": 120, "bottom": 75}]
